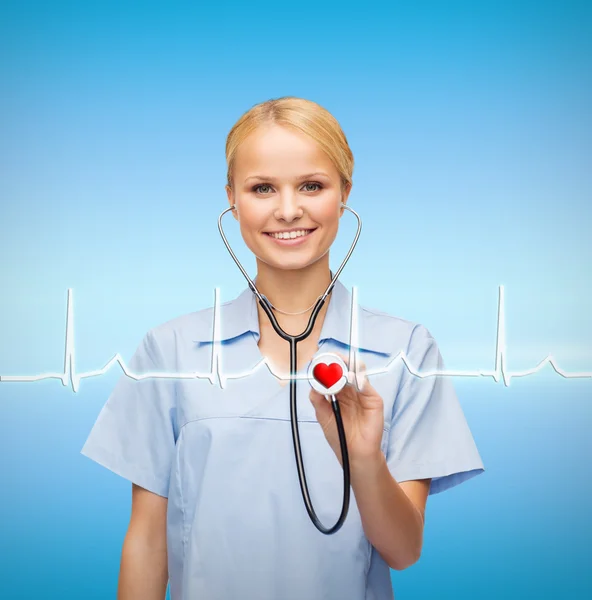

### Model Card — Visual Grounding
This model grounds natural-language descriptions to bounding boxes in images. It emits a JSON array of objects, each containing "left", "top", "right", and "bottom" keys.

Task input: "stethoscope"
[{"left": 218, "top": 202, "right": 362, "bottom": 535}]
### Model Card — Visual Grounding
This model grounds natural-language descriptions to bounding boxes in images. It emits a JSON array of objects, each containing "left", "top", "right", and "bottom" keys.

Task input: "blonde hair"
[{"left": 225, "top": 96, "right": 354, "bottom": 191}]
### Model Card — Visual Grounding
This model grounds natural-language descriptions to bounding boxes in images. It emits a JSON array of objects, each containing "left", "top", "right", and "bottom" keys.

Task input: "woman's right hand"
[{"left": 118, "top": 484, "right": 169, "bottom": 600}]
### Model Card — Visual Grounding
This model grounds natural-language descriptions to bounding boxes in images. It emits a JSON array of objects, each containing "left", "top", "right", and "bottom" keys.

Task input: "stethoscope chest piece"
[{"left": 308, "top": 353, "right": 348, "bottom": 396}]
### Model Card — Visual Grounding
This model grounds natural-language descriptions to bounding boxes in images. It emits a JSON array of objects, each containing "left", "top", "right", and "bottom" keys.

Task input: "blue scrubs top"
[{"left": 81, "top": 280, "right": 484, "bottom": 600}]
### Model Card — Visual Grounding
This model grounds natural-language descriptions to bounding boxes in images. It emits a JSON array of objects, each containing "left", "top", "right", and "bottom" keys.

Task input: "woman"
[{"left": 81, "top": 96, "right": 485, "bottom": 600}]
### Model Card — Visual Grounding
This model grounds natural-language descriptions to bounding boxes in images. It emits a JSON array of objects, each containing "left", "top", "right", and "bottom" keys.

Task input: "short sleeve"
[
  {"left": 385, "top": 324, "right": 484, "bottom": 495},
  {"left": 80, "top": 329, "right": 178, "bottom": 497}
]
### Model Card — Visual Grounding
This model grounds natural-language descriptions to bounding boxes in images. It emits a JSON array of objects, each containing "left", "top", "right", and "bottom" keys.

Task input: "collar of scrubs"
[{"left": 192, "top": 279, "right": 391, "bottom": 355}]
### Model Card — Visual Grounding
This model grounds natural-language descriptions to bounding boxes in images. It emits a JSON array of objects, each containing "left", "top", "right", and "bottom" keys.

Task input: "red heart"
[{"left": 313, "top": 362, "right": 343, "bottom": 389}]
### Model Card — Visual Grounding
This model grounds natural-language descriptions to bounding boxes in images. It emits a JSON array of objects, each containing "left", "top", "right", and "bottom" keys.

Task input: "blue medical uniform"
[{"left": 81, "top": 279, "right": 484, "bottom": 600}]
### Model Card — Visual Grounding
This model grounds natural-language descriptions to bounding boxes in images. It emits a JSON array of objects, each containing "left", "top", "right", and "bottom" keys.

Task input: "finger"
[
  {"left": 344, "top": 371, "right": 372, "bottom": 397},
  {"left": 333, "top": 350, "right": 367, "bottom": 390},
  {"left": 349, "top": 369, "right": 368, "bottom": 393},
  {"left": 309, "top": 388, "right": 334, "bottom": 427},
  {"left": 340, "top": 369, "right": 379, "bottom": 404},
  {"left": 343, "top": 356, "right": 368, "bottom": 392}
]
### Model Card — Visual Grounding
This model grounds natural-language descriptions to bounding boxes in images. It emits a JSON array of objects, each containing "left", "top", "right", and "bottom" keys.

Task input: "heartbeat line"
[{"left": 0, "top": 286, "right": 590, "bottom": 393}]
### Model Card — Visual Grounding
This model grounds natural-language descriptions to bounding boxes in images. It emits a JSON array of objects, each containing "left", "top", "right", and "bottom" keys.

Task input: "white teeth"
[{"left": 269, "top": 229, "right": 311, "bottom": 240}]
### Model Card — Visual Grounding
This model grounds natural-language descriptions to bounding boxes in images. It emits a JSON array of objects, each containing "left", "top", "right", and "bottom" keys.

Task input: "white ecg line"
[{"left": 0, "top": 286, "right": 590, "bottom": 393}]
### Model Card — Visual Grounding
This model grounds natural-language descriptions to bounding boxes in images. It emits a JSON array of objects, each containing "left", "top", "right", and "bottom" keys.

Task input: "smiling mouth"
[{"left": 264, "top": 228, "right": 316, "bottom": 240}]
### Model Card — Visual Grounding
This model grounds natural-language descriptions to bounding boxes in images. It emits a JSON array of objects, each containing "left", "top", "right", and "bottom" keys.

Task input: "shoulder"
[
  {"left": 357, "top": 302, "right": 437, "bottom": 356},
  {"left": 153, "top": 304, "right": 219, "bottom": 339},
  {"left": 139, "top": 304, "right": 219, "bottom": 356}
]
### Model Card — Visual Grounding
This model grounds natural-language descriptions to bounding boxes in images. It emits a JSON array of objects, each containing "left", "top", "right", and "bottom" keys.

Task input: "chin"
[
  {"left": 264, "top": 259, "right": 312, "bottom": 271},
  {"left": 262, "top": 252, "right": 328, "bottom": 272}
]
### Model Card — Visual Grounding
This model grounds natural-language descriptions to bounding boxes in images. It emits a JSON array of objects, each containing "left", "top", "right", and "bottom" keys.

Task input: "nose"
[{"left": 273, "top": 188, "right": 304, "bottom": 223}]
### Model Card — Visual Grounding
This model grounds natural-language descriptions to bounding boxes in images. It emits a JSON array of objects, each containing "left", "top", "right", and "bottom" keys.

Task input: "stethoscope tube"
[{"left": 218, "top": 202, "right": 362, "bottom": 534}]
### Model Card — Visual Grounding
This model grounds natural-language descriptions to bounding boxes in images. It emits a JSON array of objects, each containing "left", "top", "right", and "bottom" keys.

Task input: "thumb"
[{"left": 309, "top": 389, "right": 333, "bottom": 425}]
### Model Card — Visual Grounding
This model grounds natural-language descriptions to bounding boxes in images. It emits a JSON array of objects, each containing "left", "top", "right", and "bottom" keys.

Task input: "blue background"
[{"left": 1, "top": 1, "right": 591, "bottom": 598}]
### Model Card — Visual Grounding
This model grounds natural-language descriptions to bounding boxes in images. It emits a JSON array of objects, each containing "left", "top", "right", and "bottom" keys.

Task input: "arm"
[
  {"left": 118, "top": 484, "right": 169, "bottom": 600},
  {"left": 309, "top": 352, "right": 431, "bottom": 571},
  {"left": 350, "top": 453, "right": 430, "bottom": 570}
]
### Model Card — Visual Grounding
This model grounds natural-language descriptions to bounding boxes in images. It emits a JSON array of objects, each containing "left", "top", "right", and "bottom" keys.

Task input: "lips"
[
  {"left": 264, "top": 228, "right": 317, "bottom": 246},
  {"left": 264, "top": 228, "right": 316, "bottom": 240}
]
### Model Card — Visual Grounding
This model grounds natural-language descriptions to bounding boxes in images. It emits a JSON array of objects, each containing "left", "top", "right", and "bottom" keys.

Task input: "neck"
[{"left": 254, "top": 256, "right": 332, "bottom": 314}]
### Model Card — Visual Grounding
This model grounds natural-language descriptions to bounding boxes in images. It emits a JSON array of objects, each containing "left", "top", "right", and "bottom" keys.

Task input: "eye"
[
  {"left": 302, "top": 182, "right": 322, "bottom": 192},
  {"left": 254, "top": 184, "right": 274, "bottom": 194}
]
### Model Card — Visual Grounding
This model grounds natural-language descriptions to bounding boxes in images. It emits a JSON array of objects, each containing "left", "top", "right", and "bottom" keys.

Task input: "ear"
[
  {"left": 225, "top": 184, "right": 239, "bottom": 221},
  {"left": 342, "top": 181, "right": 352, "bottom": 204},
  {"left": 340, "top": 181, "right": 352, "bottom": 215}
]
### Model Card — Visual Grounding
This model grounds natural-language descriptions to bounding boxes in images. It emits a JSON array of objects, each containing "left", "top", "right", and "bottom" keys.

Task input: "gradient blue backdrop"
[{"left": 1, "top": 1, "right": 591, "bottom": 598}]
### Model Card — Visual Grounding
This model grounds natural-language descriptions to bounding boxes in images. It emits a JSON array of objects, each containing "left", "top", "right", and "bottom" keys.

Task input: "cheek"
[
  {"left": 239, "top": 219, "right": 260, "bottom": 244},
  {"left": 237, "top": 203, "right": 266, "bottom": 236},
  {"left": 238, "top": 214, "right": 275, "bottom": 256},
  {"left": 316, "top": 203, "right": 341, "bottom": 229}
]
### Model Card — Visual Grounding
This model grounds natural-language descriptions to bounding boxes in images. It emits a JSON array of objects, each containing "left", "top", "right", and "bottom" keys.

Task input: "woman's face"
[{"left": 226, "top": 123, "right": 351, "bottom": 271}]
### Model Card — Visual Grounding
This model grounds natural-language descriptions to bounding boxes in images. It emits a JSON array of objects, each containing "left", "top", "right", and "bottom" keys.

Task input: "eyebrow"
[{"left": 244, "top": 172, "right": 331, "bottom": 183}]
